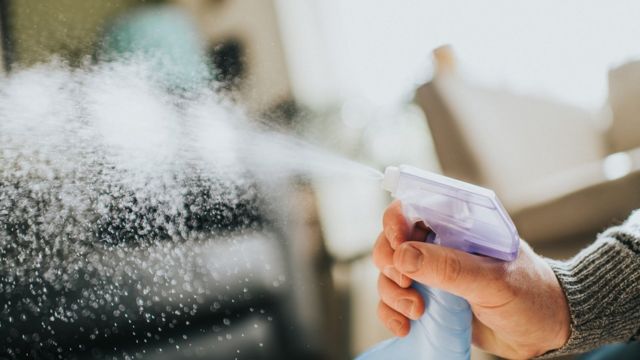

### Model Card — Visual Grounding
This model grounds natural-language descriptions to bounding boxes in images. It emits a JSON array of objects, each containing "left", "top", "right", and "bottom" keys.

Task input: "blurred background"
[{"left": 1, "top": 0, "right": 640, "bottom": 359}]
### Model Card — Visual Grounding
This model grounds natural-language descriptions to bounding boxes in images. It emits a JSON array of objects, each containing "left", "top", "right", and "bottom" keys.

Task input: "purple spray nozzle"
[{"left": 383, "top": 165, "right": 519, "bottom": 261}]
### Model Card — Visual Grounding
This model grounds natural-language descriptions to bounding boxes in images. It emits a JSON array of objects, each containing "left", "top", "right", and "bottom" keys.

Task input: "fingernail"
[
  {"left": 388, "top": 319, "right": 403, "bottom": 334},
  {"left": 397, "top": 298, "right": 415, "bottom": 318},
  {"left": 398, "top": 245, "right": 423, "bottom": 273}
]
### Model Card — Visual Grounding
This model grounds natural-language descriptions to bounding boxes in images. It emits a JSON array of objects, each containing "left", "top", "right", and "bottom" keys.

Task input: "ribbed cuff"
[{"left": 538, "top": 216, "right": 640, "bottom": 358}]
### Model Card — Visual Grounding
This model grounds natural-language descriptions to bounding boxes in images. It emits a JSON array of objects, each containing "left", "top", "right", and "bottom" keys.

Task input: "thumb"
[{"left": 393, "top": 241, "right": 508, "bottom": 304}]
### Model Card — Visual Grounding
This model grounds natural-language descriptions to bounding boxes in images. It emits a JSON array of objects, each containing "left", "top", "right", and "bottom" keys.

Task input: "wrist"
[
  {"left": 540, "top": 259, "right": 571, "bottom": 354},
  {"left": 548, "top": 269, "right": 571, "bottom": 351}
]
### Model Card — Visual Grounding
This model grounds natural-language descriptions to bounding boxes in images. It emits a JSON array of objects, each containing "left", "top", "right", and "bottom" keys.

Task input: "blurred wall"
[
  {"left": 10, "top": 0, "right": 150, "bottom": 66},
  {"left": 9, "top": 0, "right": 291, "bottom": 114}
]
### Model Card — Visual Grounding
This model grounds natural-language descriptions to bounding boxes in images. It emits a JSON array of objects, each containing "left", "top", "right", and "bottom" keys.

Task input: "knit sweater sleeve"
[{"left": 540, "top": 210, "right": 640, "bottom": 357}]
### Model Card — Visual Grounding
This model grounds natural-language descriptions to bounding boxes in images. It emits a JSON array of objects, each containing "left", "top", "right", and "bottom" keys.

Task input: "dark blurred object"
[
  {"left": 0, "top": 163, "right": 327, "bottom": 359},
  {"left": 261, "top": 99, "right": 310, "bottom": 129},
  {"left": 579, "top": 342, "right": 640, "bottom": 360},
  {"left": 178, "top": 0, "right": 293, "bottom": 114},
  {"left": 209, "top": 39, "right": 245, "bottom": 90},
  {"left": 0, "top": 234, "right": 288, "bottom": 360},
  {"left": 0, "top": 0, "right": 12, "bottom": 72},
  {"left": 415, "top": 46, "right": 640, "bottom": 246}
]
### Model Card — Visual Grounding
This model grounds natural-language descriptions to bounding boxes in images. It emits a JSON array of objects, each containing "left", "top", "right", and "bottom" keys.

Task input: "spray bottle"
[{"left": 356, "top": 165, "right": 520, "bottom": 360}]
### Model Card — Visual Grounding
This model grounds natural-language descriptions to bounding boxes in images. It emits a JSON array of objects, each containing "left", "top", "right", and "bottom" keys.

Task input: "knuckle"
[
  {"left": 382, "top": 203, "right": 404, "bottom": 245},
  {"left": 382, "top": 206, "right": 395, "bottom": 227},
  {"left": 437, "top": 252, "right": 463, "bottom": 284}
]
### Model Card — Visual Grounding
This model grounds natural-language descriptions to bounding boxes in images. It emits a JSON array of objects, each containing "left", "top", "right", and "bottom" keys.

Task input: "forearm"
[{"left": 540, "top": 210, "right": 640, "bottom": 357}]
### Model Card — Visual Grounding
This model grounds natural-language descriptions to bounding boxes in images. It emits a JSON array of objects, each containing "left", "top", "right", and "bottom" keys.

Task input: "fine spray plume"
[
  {"left": 0, "top": 59, "right": 383, "bottom": 358},
  {"left": 357, "top": 165, "right": 520, "bottom": 360},
  {"left": 0, "top": 57, "right": 517, "bottom": 359}
]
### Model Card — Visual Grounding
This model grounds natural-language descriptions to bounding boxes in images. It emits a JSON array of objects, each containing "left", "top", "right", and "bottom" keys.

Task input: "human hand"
[{"left": 373, "top": 201, "right": 571, "bottom": 359}]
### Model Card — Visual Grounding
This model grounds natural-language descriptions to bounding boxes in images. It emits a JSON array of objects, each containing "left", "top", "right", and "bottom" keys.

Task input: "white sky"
[{"left": 280, "top": 0, "right": 640, "bottom": 110}]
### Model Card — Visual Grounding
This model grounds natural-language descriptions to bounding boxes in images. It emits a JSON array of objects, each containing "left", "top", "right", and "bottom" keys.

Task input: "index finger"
[{"left": 383, "top": 200, "right": 409, "bottom": 250}]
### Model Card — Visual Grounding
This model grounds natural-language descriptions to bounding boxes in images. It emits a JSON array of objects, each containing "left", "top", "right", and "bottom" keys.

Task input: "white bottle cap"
[{"left": 382, "top": 166, "right": 400, "bottom": 193}]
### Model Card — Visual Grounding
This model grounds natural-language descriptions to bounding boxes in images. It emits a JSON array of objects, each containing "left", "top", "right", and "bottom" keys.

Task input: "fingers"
[
  {"left": 393, "top": 241, "right": 508, "bottom": 303},
  {"left": 377, "top": 274, "right": 424, "bottom": 320},
  {"left": 377, "top": 301, "right": 410, "bottom": 337},
  {"left": 372, "top": 232, "right": 412, "bottom": 288},
  {"left": 383, "top": 201, "right": 409, "bottom": 249}
]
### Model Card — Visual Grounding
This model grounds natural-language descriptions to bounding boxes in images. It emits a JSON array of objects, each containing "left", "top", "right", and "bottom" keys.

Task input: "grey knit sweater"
[{"left": 541, "top": 210, "right": 640, "bottom": 357}]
